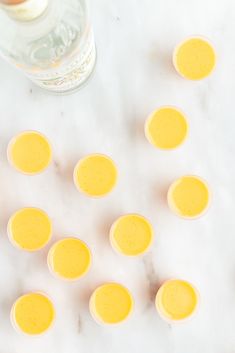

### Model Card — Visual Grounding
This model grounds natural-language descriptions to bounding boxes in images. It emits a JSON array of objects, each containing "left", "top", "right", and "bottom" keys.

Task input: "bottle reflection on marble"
[{"left": 0, "top": 0, "right": 96, "bottom": 93}]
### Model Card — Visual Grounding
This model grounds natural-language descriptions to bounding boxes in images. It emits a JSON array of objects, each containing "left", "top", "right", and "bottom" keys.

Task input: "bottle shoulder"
[{"left": 0, "top": 0, "right": 88, "bottom": 71}]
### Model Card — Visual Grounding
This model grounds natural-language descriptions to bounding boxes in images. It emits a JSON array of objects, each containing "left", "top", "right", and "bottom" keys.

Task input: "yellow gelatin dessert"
[
  {"left": 90, "top": 283, "right": 133, "bottom": 325},
  {"left": 145, "top": 106, "right": 188, "bottom": 149},
  {"left": 168, "top": 175, "right": 210, "bottom": 218},
  {"left": 48, "top": 238, "right": 91, "bottom": 280},
  {"left": 12, "top": 292, "right": 55, "bottom": 335},
  {"left": 8, "top": 131, "right": 52, "bottom": 174},
  {"left": 173, "top": 37, "right": 216, "bottom": 80},
  {"left": 74, "top": 154, "right": 118, "bottom": 197},
  {"left": 155, "top": 279, "right": 199, "bottom": 321},
  {"left": 8, "top": 207, "right": 52, "bottom": 251},
  {"left": 110, "top": 214, "right": 153, "bottom": 256}
]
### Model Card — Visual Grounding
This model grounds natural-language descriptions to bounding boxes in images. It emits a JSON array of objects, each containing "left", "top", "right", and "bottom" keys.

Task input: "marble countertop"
[{"left": 0, "top": 0, "right": 235, "bottom": 352}]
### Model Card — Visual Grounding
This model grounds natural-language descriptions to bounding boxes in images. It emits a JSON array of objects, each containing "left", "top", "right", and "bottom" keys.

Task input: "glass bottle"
[{"left": 0, "top": 0, "right": 96, "bottom": 93}]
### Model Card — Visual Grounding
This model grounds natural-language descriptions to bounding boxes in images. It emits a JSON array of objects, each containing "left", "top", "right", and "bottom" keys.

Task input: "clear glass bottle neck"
[{"left": 0, "top": 0, "right": 49, "bottom": 21}]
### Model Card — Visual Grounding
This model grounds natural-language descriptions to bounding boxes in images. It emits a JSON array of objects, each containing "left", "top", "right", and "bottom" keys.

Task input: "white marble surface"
[{"left": 0, "top": 0, "right": 235, "bottom": 352}]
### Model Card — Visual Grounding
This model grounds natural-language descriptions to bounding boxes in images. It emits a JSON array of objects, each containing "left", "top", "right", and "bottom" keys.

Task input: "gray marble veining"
[{"left": 0, "top": 0, "right": 234, "bottom": 352}]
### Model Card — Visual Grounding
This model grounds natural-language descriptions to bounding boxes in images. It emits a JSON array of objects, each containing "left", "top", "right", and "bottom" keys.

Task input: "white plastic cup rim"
[
  {"left": 11, "top": 291, "right": 56, "bottom": 336},
  {"left": 109, "top": 213, "right": 154, "bottom": 257},
  {"left": 172, "top": 35, "right": 217, "bottom": 80},
  {"left": 155, "top": 278, "right": 200, "bottom": 324},
  {"left": 73, "top": 153, "right": 118, "bottom": 198},
  {"left": 144, "top": 105, "right": 189, "bottom": 150},
  {"left": 47, "top": 237, "right": 92, "bottom": 282},
  {"left": 89, "top": 282, "right": 134, "bottom": 326},
  {"left": 167, "top": 174, "right": 212, "bottom": 220},
  {"left": 7, "top": 130, "right": 53, "bottom": 176},
  {"left": 7, "top": 207, "right": 53, "bottom": 252}
]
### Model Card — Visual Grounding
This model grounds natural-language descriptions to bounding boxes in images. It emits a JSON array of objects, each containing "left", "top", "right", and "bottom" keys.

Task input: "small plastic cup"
[
  {"left": 155, "top": 279, "right": 200, "bottom": 323},
  {"left": 47, "top": 237, "right": 92, "bottom": 281},
  {"left": 73, "top": 153, "right": 118, "bottom": 198},
  {"left": 145, "top": 106, "right": 188, "bottom": 150},
  {"left": 11, "top": 292, "right": 55, "bottom": 336},
  {"left": 7, "top": 130, "right": 52, "bottom": 175},
  {"left": 167, "top": 175, "right": 211, "bottom": 219},
  {"left": 7, "top": 207, "right": 52, "bottom": 252},
  {"left": 110, "top": 214, "right": 154, "bottom": 257},
  {"left": 89, "top": 282, "right": 134, "bottom": 326},
  {"left": 173, "top": 36, "right": 216, "bottom": 80}
]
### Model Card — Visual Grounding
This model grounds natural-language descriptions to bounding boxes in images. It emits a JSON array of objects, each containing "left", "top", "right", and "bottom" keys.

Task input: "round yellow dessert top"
[
  {"left": 48, "top": 238, "right": 91, "bottom": 280},
  {"left": 110, "top": 214, "right": 153, "bottom": 256},
  {"left": 74, "top": 154, "right": 117, "bottom": 197},
  {"left": 8, "top": 131, "right": 52, "bottom": 174},
  {"left": 173, "top": 37, "right": 216, "bottom": 80},
  {"left": 90, "top": 283, "right": 133, "bottom": 325},
  {"left": 8, "top": 208, "right": 52, "bottom": 251},
  {"left": 145, "top": 107, "right": 188, "bottom": 149},
  {"left": 156, "top": 279, "right": 198, "bottom": 321},
  {"left": 168, "top": 175, "right": 210, "bottom": 218},
  {"left": 12, "top": 292, "right": 55, "bottom": 335}
]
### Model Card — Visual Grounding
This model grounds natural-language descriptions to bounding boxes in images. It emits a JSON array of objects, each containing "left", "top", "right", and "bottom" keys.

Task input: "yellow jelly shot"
[
  {"left": 74, "top": 154, "right": 118, "bottom": 197},
  {"left": 155, "top": 279, "right": 199, "bottom": 322},
  {"left": 173, "top": 37, "right": 216, "bottom": 80},
  {"left": 168, "top": 175, "right": 210, "bottom": 219},
  {"left": 8, "top": 131, "right": 52, "bottom": 174},
  {"left": 8, "top": 207, "right": 52, "bottom": 251},
  {"left": 11, "top": 292, "right": 55, "bottom": 335},
  {"left": 90, "top": 283, "right": 134, "bottom": 325},
  {"left": 110, "top": 214, "right": 153, "bottom": 256},
  {"left": 48, "top": 238, "right": 91, "bottom": 280},
  {"left": 145, "top": 106, "right": 188, "bottom": 149}
]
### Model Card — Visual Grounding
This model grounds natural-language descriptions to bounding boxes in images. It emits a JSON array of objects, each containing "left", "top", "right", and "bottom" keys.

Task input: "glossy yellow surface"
[
  {"left": 156, "top": 280, "right": 198, "bottom": 321},
  {"left": 8, "top": 208, "right": 52, "bottom": 251},
  {"left": 8, "top": 131, "right": 52, "bottom": 174},
  {"left": 90, "top": 283, "right": 133, "bottom": 325},
  {"left": 110, "top": 214, "right": 153, "bottom": 256},
  {"left": 173, "top": 37, "right": 216, "bottom": 80},
  {"left": 168, "top": 175, "right": 210, "bottom": 218},
  {"left": 145, "top": 107, "right": 188, "bottom": 149},
  {"left": 48, "top": 238, "right": 91, "bottom": 280},
  {"left": 74, "top": 154, "right": 117, "bottom": 197},
  {"left": 12, "top": 292, "right": 55, "bottom": 335}
]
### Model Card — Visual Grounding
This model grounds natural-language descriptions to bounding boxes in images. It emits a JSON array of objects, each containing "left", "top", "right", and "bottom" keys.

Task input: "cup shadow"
[
  {"left": 0, "top": 279, "right": 25, "bottom": 331},
  {"left": 153, "top": 183, "right": 170, "bottom": 209},
  {"left": 0, "top": 210, "right": 11, "bottom": 236},
  {"left": 131, "top": 118, "right": 146, "bottom": 143},
  {"left": 148, "top": 46, "right": 177, "bottom": 77},
  {"left": 53, "top": 159, "right": 76, "bottom": 185},
  {"left": 97, "top": 213, "right": 121, "bottom": 247}
]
